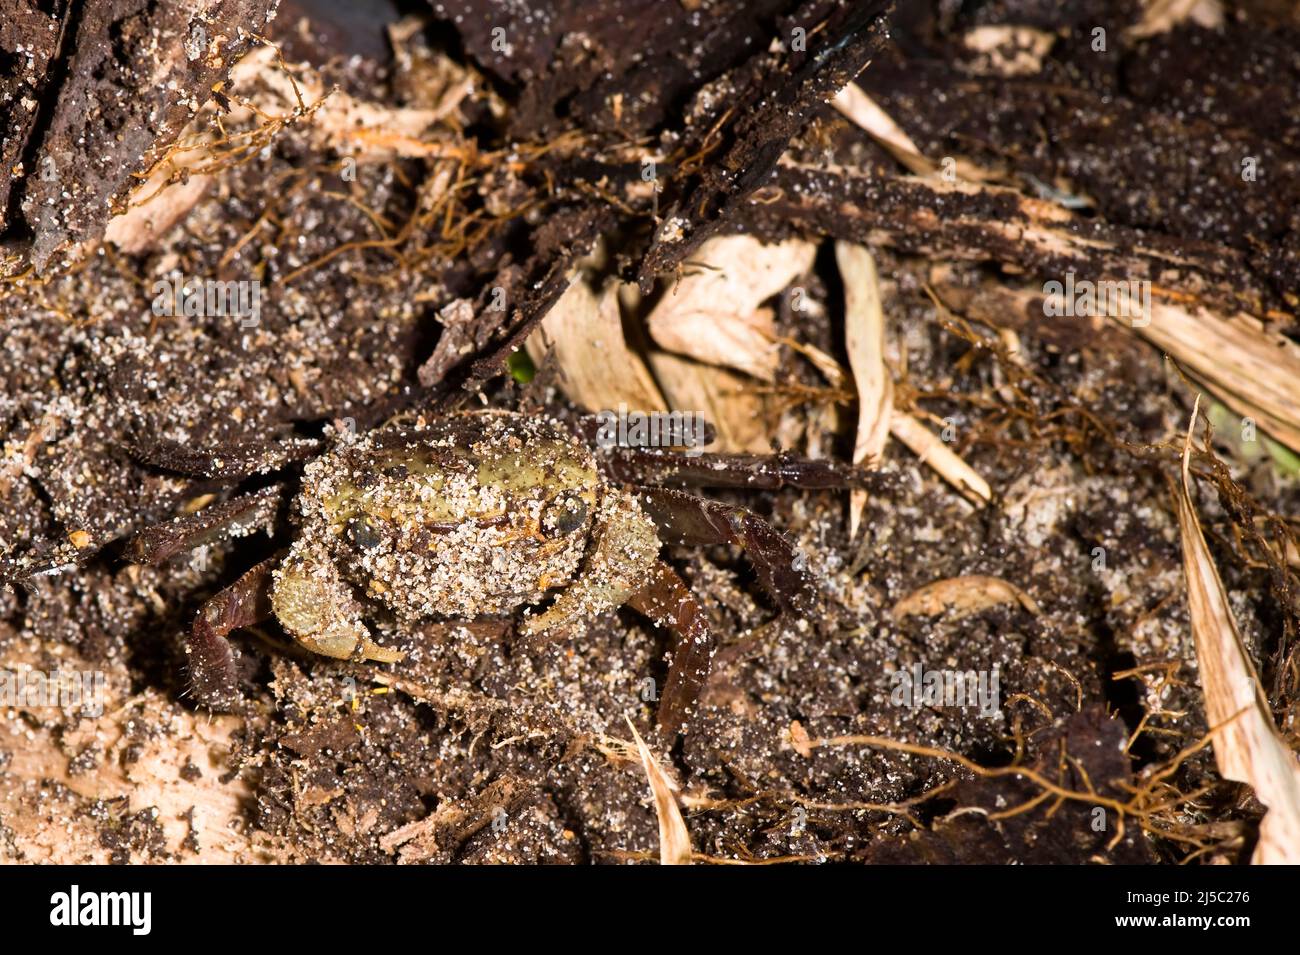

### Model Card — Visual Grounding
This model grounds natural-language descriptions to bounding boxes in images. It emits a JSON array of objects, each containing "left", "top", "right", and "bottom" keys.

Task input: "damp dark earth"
[{"left": 2, "top": 0, "right": 1299, "bottom": 865}]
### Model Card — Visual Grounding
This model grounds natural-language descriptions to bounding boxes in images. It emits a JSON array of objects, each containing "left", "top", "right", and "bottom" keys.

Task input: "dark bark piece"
[
  {"left": 0, "top": 0, "right": 65, "bottom": 228},
  {"left": 0, "top": 0, "right": 279, "bottom": 274},
  {"left": 635, "top": 0, "right": 895, "bottom": 288},
  {"left": 743, "top": 163, "right": 1284, "bottom": 320},
  {"left": 430, "top": 0, "right": 791, "bottom": 138},
  {"left": 855, "top": 54, "right": 1300, "bottom": 306}
]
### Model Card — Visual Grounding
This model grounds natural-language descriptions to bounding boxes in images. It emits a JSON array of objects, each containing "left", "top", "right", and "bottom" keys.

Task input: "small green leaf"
[
  {"left": 507, "top": 349, "right": 535, "bottom": 384},
  {"left": 1264, "top": 436, "right": 1300, "bottom": 478}
]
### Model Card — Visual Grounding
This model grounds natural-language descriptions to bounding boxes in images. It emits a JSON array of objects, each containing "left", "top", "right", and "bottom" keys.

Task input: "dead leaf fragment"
[
  {"left": 526, "top": 278, "right": 667, "bottom": 414},
  {"left": 627, "top": 718, "right": 692, "bottom": 866},
  {"left": 1175, "top": 397, "right": 1300, "bottom": 865},
  {"left": 646, "top": 235, "right": 815, "bottom": 381},
  {"left": 1127, "top": 0, "right": 1224, "bottom": 39},
  {"left": 893, "top": 575, "right": 1041, "bottom": 620}
]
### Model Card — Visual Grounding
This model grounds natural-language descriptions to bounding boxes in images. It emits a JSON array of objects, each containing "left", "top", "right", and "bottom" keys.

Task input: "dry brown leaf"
[
  {"left": 1175, "top": 397, "right": 1300, "bottom": 864},
  {"left": 526, "top": 278, "right": 668, "bottom": 414},
  {"left": 836, "top": 241, "right": 894, "bottom": 537},
  {"left": 646, "top": 234, "right": 816, "bottom": 381},
  {"left": 627, "top": 718, "right": 692, "bottom": 865},
  {"left": 648, "top": 348, "right": 775, "bottom": 453},
  {"left": 1127, "top": 0, "right": 1224, "bottom": 39},
  {"left": 893, "top": 574, "right": 1041, "bottom": 620}
]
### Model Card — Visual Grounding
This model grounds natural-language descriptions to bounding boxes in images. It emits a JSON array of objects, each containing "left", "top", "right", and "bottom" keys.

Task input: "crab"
[{"left": 111, "top": 410, "right": 875, "bottom": 737}]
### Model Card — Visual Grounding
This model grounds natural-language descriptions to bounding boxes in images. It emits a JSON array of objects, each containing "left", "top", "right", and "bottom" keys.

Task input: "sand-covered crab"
[{"left": 110, "top": 410, "right": 875, "bottom": 736}]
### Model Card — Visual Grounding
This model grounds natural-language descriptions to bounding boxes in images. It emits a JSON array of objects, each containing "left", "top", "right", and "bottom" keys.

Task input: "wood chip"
[
  {"left": 893, "top": 575, "right": 1041, "bottom": 620},
  {"left": 889, "top": 411, "right": 992, "bottom": 506}
]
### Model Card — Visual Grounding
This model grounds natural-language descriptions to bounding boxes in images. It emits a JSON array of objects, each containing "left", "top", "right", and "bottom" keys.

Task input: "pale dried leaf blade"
[
  {"left": 626, "top": 718, "right": 692, "bottom": 866},
  {"left": 831, "top": 86, "right": 992, "bottom": 182},
  {"left": 889, "top": 411, "right": 992, "bottom": 505},
  {"left": 836, "top": 241, "right": 893, "bottom": 537},
  {"left": 646, "top": 234, "right": 816, "bottom": 381},
  {"left": 648, "top": 348, "right": 774, "bottom": 453},
  {"left": 831, "top": 85, "right": 933, "bottom": 177},
  {"left": 1140, "top": 302, "right": 1300, "bottom": 452},
  {"left": 1176, "top": 398, "right": 1300, "bottom": 864},
  {"left": 526, "top": 278, "right": 668, "bottom": 414}
]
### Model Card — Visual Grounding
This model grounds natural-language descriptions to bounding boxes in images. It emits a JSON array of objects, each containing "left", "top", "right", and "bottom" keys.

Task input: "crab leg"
[
  {"left": 128, "top": 434, "right": 319, "bottom": 479},
  {"left": 127, "top": 485, "right": 284, "bottom": 565},
  {"left": 570, "top": 414, "right": 717, "bottom": 450},
  {"left": 637, "top": 487, "right": 823, "bottom": 617},
  {"left": 627, "top": 561, "right": 715, "bottom": 740},
  {"left": 603, "top": 447, "right": 882, "bottom": 492},
  {"left": 188, "top": 555, "right": 279, "bottom": 710}
]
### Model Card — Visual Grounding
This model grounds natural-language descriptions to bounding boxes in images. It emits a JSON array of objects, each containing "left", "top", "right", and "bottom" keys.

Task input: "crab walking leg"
[
  {"left": 570, "top": 414, "right": 718, "bottom": 451},
  {"left": 602, "top": 447, "right": 884, "bottom": 492},
  {"left": 627, "top": 561, "right": 716, "bottom": 739},
  {"left": 129, "top": 434, "right": 320, "bottom": 479},
  {"left": 637, "top": 487, "right": 823, "bottom": 617},
  {"left": 128, "top": 485, "right": 284, "bottom": 566},
  {"left": 270, "top": 538, "right": 405, "bottom": 665},
  {"left": 188, "top": 555, "right": 279, "bottom": 709}
]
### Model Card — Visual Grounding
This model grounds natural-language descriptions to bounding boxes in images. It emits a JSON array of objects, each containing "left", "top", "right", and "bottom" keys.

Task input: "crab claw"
[
  {"left": 519, "top": 490, "right": 660, "bottom": 638},
  {"left": 271, "top": 540, "right": 404, "bottom": 664}
]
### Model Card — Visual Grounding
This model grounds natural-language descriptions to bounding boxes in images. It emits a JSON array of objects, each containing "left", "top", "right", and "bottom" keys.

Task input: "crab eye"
[
  {"left": 542, "top": 495, "right": 588, "bottom": 539},
  {"left": 345, "top": 515, "right": 382, "bottom": 550}
]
